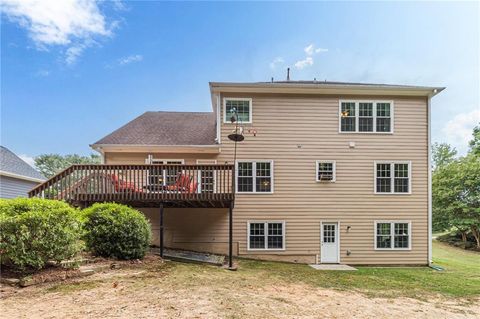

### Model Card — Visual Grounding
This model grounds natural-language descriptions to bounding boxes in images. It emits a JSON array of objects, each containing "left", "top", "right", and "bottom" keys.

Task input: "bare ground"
[{"left": 1, "top": 259, "right": 479, "bottom": 319}]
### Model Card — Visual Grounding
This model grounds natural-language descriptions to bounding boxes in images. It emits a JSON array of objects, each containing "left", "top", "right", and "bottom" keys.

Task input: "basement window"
[
  {"left": 375, "top": 221, "right": 411, "bottom": 250},
  {"left": 248, "top": 221, "right": 285, "bottom": 250}
]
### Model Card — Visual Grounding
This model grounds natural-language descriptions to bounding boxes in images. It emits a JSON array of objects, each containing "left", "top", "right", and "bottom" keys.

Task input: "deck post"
[
  {"left": 160, "top": 202, "right": 164, "bottom": 258},
  {"left": 228, "top": 200, "right": 233, "bottom": 268}
]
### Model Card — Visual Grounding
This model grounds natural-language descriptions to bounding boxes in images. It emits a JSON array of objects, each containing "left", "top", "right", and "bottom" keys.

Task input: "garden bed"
[
  {"left": 437, "top": 232, "right": 480, "bottom": 252},
  {"left": 0, "top": 253, "right": 162, "bottom": 288}
]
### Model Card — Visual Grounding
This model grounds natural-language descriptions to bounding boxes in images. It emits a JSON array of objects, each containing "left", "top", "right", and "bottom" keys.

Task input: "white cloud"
[
  {"left": 118, "top": 54, "right": 143, "bottom": 66},
  {"left": 18, "top": 154, "right": 36, "bottom": 168},
  {"left": 1, "top": 0, "right": 116, "bottom": 64},
  {"left": 269, "top": 57, "right": 284, "bottom": 69},
  {"left": 442, "top": 109, "right": 479, "bottom": 152},
  {"left": 304, "top": 44, "right": 315, "bottom": 56},
  {"left": 295, "top": 44, "right": 328, "bottom": 69},
  {"left": 304, "top": 43, "right": 328, "bottom": 56},
  {"left": 295, "top": 56, "right": 313, "bottom": 69},
  {"left": 315, "top": 47, "right": 328, "bottom": 54}
]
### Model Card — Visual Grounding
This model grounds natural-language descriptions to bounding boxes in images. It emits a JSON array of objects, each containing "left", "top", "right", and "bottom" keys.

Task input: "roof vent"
[{"left": 287, "top": 68, "right": 290, "bottom": 81}]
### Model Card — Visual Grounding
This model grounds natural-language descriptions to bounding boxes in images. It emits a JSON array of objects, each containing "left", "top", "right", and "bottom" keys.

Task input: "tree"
[
  {"left": 469, "top": 123, "right": 480, "bottom": 155},
  {"left": 34, "top": 154, "right": 101, "bottom": 178},
  {"left": 432, "top": 142, "right": 457, "bottom": 170},
  {"left": 433, "top": 153, "right": 480, "bottom": 247}
]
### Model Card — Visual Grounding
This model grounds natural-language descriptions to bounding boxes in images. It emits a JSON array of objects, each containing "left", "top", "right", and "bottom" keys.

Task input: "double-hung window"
[
  {"left": 316, "top": 160, "right": 336, "bottom": 182},
  {"left": 375, "top": 221, "right": 411, "bottom": 250},
  {"left": 248, "top": 221, "right": 285, "bottom": 250},
  {"left": 236, "top": 161, "right": 273, "bottom": 193},
  {"left": 224, "top": 98, "right": 252, "bottom": 123},
  {"left": 375, "top": 161, "right": 411, "bottom": 194},
  {"left": 340, "top": 101, "right": 393, "bottom": 133}
]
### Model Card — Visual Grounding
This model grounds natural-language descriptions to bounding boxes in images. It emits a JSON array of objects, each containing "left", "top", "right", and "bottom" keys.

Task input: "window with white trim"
[
  {"left": 148, "top": 159, "right": 184, "bottom": 187},
  {"left": 375, "top": 161, "right": 411, "bottom": 194},
  {"left": 196, "top": 160, "right": 217, "bottom": 193},
  {"left": 316, "top": 160, "right": 336, "bottom": 182},
  {"left": 224, "top": 98, "right": 252, "bottom": 123},
  {"left": 248, "top": 222, "right": 285, "bottom": 250},
  {"left": 375, "top": 222, "right": 410, "bottom": 249},
  {"left": 237, "top": 161, "right": 273, "bottom": 193},
  {"left": 340, "top": 101, "right": 393, "bottom": 133}
]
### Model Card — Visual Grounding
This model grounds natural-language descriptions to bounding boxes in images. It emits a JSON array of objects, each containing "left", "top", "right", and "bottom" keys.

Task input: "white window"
[
  {"left": 375, "top": 221, "right": 411, "bottom": 250},
  {"left": 248, "top": 221, "right": 285, "bottom": 250},
  {"left": 147, "top": 158, "right": 184, "bottom": 187},
  {"left": 316, "top": 160, "right": 336, "bottom": 182},
  {"left": 236, "top": 161, "right": 273, "bottom": 193},
  {"left": 339, "top": 100, "right": 393, "bottom": 133},
  {"left": 196, "top": 160, "right": 217, "bottom": 193},
  {"left": 224, "top": 98, "right": 252, "bottom": 123},
  {"left": 374, "top": 161, "right": 411, "bottom": 194}
]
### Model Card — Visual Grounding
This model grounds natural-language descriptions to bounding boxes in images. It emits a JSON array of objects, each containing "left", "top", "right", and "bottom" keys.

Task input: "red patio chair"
[{"left": 110, "top": 174, "right": 143, "bottom": 193}]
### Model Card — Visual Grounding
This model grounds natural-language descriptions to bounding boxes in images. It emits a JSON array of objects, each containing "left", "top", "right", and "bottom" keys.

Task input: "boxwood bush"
[
  {"left": 0, "top": 198, "right": 82, "bottom": 271},
  {"left": 82, "top": 203, "right": 151, "bottom": 259}
]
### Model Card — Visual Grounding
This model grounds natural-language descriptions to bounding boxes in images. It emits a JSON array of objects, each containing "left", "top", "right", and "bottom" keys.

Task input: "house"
[
  {"left": 29, "top": 81, "right": 444, "bottom": 266},
  {"left": 1, "top": 146, "right": 45, "bottom": 198}
]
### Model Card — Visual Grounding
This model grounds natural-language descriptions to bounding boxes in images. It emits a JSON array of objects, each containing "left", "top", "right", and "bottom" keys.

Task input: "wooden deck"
[{"left": 28, "top": 164, "right": 235, "bottom": 208}]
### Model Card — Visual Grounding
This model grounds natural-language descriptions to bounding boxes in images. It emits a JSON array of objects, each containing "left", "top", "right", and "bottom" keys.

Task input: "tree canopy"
[
  {"left": 432, "top": 124, "right": 480, "bottom": 248},
  {"left": 34, "top": 154, "right": 101, "bottom": 178}
]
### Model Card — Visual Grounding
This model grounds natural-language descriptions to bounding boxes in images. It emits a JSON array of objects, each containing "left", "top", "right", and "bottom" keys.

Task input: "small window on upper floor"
[
  {"left": 316, "top": 160, "right": 336, "bottom": 182},
  {"left": 340, "top": 101, "right": 393, "bottom": 133},
  {"left": 224, "top": 98, "right": 252, "bottom": 123}
]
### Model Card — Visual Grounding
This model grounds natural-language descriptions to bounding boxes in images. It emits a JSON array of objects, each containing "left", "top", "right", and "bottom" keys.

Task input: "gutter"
[{"left": 0, "top": 170, "right": 45, "bottom": 183}]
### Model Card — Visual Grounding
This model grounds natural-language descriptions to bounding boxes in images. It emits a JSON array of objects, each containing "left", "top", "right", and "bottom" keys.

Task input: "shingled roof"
[
  {"left": 93, "top": 111, "right": 217, "bottom": 146},
  {"left": 0, "top": 146, "right": 45, "bottom": 180}
]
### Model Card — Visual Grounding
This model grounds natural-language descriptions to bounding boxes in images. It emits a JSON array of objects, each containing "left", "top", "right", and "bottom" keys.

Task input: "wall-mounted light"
[
  {"left": 346, "top": 250, "right": 351, "bottom": 256},
  {"left": 346, "top": 226, "right": 351, "bottom": 232}
]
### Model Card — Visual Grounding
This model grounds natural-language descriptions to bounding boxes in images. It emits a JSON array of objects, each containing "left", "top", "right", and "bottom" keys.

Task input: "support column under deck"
[
  {"left": 160, "top": 203, "right": 164, "bottom": 258},
  {"left": 228, "top": 201, "right": 233, "bottom": 269}
]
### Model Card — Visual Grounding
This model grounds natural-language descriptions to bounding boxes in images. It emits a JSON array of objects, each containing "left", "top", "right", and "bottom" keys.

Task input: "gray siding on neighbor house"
[{"left": 0, "top": 175, "right": 39, "bottom": 199}]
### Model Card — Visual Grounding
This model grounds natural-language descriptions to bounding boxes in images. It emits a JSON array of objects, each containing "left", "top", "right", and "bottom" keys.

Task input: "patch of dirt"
[{"left": 0, "top": 260, "right": 478, "bottom": 319}]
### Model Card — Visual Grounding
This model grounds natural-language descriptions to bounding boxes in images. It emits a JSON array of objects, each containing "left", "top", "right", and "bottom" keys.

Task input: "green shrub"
[
  {"left": 82, "top": 203, "right": 151, "bottom": 259},
  {"left": 0, "top": 198, "right": 82, "bottom": 271}
]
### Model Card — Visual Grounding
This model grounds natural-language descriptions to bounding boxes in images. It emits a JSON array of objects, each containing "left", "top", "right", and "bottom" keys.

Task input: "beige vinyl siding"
[
  {"left": 104, "top": 93, "right": 428, "bottom": 265},
  {"left": 217, "top": 93, "right": 428, "bottom": 265}
]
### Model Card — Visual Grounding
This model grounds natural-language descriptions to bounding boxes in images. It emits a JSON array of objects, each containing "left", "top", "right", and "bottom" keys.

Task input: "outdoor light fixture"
[{"left": 227, "top": 107, "right": 245, "bottom": 142}]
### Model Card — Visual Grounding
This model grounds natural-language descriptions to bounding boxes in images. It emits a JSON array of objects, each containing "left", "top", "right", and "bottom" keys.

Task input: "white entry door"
[{"left": 321, "top": 222, "right": 339, "bottom": 263}]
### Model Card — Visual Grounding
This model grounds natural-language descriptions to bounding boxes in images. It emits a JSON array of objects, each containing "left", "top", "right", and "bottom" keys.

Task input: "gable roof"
[
  {"left": 0, "top": 146, "right": 45, "bottom": 181},
  {"left": 92, "top": 111, "right": 217, "bottom": 146}
]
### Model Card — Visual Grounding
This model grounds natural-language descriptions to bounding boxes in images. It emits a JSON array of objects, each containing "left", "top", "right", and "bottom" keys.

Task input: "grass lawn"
[
  {"left": 1, "top": 241, "right": 479, "bottom": 318},
  {"left": 235, "top": 240, "right": 480, "bottom": 299}
]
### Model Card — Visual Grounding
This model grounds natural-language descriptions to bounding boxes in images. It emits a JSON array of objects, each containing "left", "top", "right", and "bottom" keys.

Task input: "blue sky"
[{"left": 1, "top": 1, "right": 479, "bottom": 165}]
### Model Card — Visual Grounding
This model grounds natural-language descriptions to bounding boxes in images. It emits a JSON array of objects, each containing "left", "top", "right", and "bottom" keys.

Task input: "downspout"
[
  {"left": 427, "top": 94, "right": 433, "bottom": 265},
  {"left": 216, "top": 94, "right": 221, "bottom": 144}
]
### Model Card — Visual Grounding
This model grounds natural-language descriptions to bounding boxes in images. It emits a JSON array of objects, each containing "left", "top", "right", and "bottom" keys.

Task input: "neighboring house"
[
  {"left": 0, "top": 146, "right": 45, "bottom": 198},
  {"left": 30, "top": 81, "right": 444, "bottom": 265}
]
